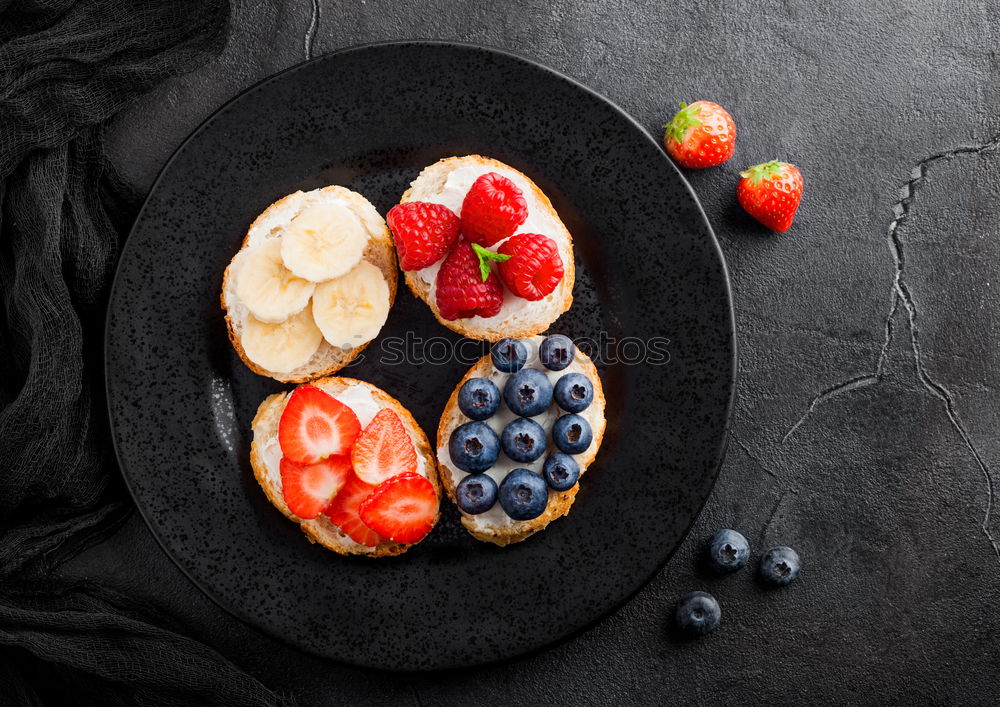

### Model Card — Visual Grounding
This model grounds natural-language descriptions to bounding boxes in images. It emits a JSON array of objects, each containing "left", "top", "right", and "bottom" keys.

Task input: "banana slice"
[
  {"left": 311, "top": 261, "right": 391, "bottom": 349},
  {"left": 280, "top": 203, "right": 367, "bottom": 282},
  {"left": 234, "top": 239, "right": 315, "bottom": 323},
  {"left": 241, "top": 308, "right": 323, "bottom": 373}
]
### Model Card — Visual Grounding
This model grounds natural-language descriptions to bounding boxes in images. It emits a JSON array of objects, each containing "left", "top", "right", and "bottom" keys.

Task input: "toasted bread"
[
  {"left": 250, "top": 377, "right": 440, "bottom": 557},
  {"left": 436, "top": 336, "right": 605, "bottom": 545},
  {"left": 398, "top": 155, "right": 575, "bottom": 341},
  {"left": 221, "top": 186, "right": 397, "bottom": 383}
]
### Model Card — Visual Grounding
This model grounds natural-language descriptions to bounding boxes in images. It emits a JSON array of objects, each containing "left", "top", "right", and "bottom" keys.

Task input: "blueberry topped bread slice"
[{"left": 436, "top": 334, "right": 606, "bottom": 545}]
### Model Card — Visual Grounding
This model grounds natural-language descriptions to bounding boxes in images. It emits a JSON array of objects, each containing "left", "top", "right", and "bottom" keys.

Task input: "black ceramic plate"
[{"left": 105, "top": 42, "right": 734, "bottom": 670}]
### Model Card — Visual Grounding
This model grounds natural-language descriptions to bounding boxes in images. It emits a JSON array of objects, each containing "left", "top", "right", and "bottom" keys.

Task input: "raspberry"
[
  {"left": 460, "top": 172, "right": 528, "bottom": 246},
  {"left": 496, "top": 233, "right": 564, "bottom": 301},
  {"left": 435, "top": 241, "right": 504, "bottom": 320},
  {"left": 386, "top": 201, "right": 460, "bottom": 270}
]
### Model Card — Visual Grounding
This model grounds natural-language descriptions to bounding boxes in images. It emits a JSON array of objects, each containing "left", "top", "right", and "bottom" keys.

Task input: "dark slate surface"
[{"left": 66, "top": 0, "right": 1000, "bottom": 703}]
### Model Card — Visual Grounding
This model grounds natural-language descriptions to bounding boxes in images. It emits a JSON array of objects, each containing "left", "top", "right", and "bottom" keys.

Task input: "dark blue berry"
[
  {"left": 705, "top": 529, "right": 750, "bottom": 573},
  {"left": 501, "top": 417, "right": 546, "bottom": 463},
  {"left": 553, "top": 372, "right": 594, "bottom": 413},
  {"left": 539, "top": 334, "right": 575, "bottom": 371},
  {"left": 674, "top": 591, "right": 721, "bottom": 636},
  {"left": 759, "top": 546, "right": 801, "bottom": 586},
  {"left": 458, "top": 377, "right": 500, "bottom": 420},
  {"left": 552, "top": 413, "right": 592, "bottom": 454},
  {"left": 455, "top": 473, "right": 498, "bottom": 514},
  {"left": 498, "top": 468, "right": 548, "bottom": 521},
  {"left": 491, "top": 338, "right": 528, "bottom": 373},
  {"left": 503, "top": 368, "right": 553, "bottom": 417},
  {"left": 542, "top": 453, "right": 580, "bottom": 491},
  {"left": 448, "top": 421, "right": 499, "bottom": 473}
]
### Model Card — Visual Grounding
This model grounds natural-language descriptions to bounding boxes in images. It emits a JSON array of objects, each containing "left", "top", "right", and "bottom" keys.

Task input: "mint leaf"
[{"left": 471, "top": 243, "right": 511, "bottom": 281}]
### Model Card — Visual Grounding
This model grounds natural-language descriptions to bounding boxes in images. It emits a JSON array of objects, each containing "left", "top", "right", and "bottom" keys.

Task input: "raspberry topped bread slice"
[
  {"left": 387, "top": 155, "right": 575, "bottom": 341},
  {"left": 437, "top": 334, "right": 606, "bottom": 546},
  {"left": 221, "top": 186, "right": 397, "bottom": 383},
  {"left": 251, "top": 377, "right": 441, "bottom": 557}
]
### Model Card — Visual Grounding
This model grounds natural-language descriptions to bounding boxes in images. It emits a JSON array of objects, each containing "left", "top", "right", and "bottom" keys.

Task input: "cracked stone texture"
[{"left": 73, "top": 0, "right": 1000, "bottom": 703}]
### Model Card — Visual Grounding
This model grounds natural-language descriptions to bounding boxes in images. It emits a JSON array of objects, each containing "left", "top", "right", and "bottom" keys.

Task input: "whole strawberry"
[
  {"left": 663, "top": 101, "right": 736, "bottom": 169},
  {"left": 497, "top": 233, "right": 564, "bottom": 301},
  {"left": 386, "top": 201, "right": 460, "bottom": 270},
  {"left": 737, "top": 160, "right": 803, "bottom": 233},
  {"left": 460, "top": 172, "right": 528, "bottom": 246},
  {"left": 435, "top": 240, "right": 505, "bottom": 320}
]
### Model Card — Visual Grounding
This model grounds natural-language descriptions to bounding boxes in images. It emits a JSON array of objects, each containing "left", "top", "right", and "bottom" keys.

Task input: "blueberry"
[
  {"left": 491, "top": 338, "right": 528, "bottom": 373},
  {"left": 498, "top": 468, "right": 549, "bottom": 521},
  {"left": 759, "top": 546, "right": 801, "bottom": 586},
  {"left": 503, "top": 368, "right": 553, "bottom": 417},
  {"left": 448, "top": 421, "right": 499, "bottom": 473},
  {"left": 542, "top": 453, "right": 580, "bottom": 491},
  {"left": 552, "top": 413, "right": 592, "bottom": 454},
  {"left": 458, "top": 377, "right": 501, "bottom": 421},
  {"left": 704, "top": 529, "right": 750, "bottom": 574},
  {"left": 501, "top": 417, "right": 547, "bottom": 463},
  {"left": 455, "top": 473, "right": 498, "bottom": 514},
  {"left": 674, "top": 591, "right": 721, "bottom": 637},
  {"left": 553, "top": 373, "right": 594, "bottom": 413},
  {"left": 539, "top": 334, "right": 575, "bottom": 371}
]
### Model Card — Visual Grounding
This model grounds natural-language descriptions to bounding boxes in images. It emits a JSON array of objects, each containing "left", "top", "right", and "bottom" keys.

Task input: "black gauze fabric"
[{"left": 0, "top": 1, "right": 285, "bottom": 704}]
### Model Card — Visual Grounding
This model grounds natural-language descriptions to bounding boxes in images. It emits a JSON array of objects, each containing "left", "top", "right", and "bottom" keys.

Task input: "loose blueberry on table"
[
  {"left": 759, "top": 546, "right": 801, "bottom": 586},
  {"left": 705, "top": 528, "right": 750, "bottom": 573},
  {"left": 674, "top": 591, "right": 722, "bottom": 637}
]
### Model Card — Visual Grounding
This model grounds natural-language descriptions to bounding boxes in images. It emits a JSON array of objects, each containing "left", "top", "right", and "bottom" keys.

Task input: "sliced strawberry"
[
  {"left": 359, "top": 471, "right": 437, "bottom": 545},
  {"left": 324, "top": 473, "right": 383, "bottom": 547},
  {"left": 350, "top": 408, "right": 418, "bottom": 485},
  {"left": 278, "top": 385, "right": 361, "bottom": 464},
  {"left": 279, "top": 455, "right": 352, "bottom": 519}
]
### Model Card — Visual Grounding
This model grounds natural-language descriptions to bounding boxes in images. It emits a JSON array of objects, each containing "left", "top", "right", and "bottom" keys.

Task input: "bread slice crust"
[
  {"left": 250, "top": 377, "right": 441, "bottom": 558},
  {"left": 436, "top": 345, "right": 606, "bottom": 546},
  {"left": 221, "top": 186, "right": 398, "bottom": 383},
  {"left": 399, "top": 155, "right": 575, "bottom": 342}
]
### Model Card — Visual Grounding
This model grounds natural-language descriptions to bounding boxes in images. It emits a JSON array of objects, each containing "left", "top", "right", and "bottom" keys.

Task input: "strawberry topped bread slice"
[
  {"left": 251, "top": 377, "right": 441, "bottom": 557},
  {"left": 387, "top": 155, "right": 575, "bottom": 341},
  {"left": 437, "top": 334, "right": 606, "bottom": 546},
  {"left": 222, "top": 186, "right": 398, "bottom": 383}
]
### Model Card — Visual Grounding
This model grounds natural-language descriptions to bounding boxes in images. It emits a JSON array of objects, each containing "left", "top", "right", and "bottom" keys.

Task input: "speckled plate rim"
[{"left": 104, "top": 39, "right": 737, "bottom": 669}]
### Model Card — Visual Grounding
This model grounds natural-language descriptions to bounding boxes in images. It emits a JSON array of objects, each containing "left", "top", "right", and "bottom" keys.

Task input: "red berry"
[
  {"left": 663, "top": 101, "right": 736, "bottom": 169},
  {"left": 737, "top": 160, "right": 803, "bottom": 233},
  {"left": 460, "top": 172, "right": 528, "bottom": 246},
  {"left": 278, "top": 385, "right": 361, "bottom": 464},
  {"left": 496, "top": 233, "right": 564, "bottom": 301},
  {"left": 324, "top": 473, "right": 383, "bottom": 547},
  {"left": 435, "top": 241, "right": 504, "bottom": 320},
  {"left": 279, "top": 455, "right": 352, "bottom": 519},
  {"left": 386, "top": 201, "right": 460, "bottom": 270},
  {"left": 359, "top": 471, "right": 437, "bottom": 545},
  {"left": 351, "top": 409, "right": 418, "bottom": 486}
]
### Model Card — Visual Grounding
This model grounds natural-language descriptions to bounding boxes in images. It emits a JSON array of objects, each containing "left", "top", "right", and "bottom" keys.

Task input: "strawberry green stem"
[
  {"left": 663, "top": 102, "right": 702, "bottom": 144},
  {"left": 739, "top": 160, "right": 788, "bottom": 184}
]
